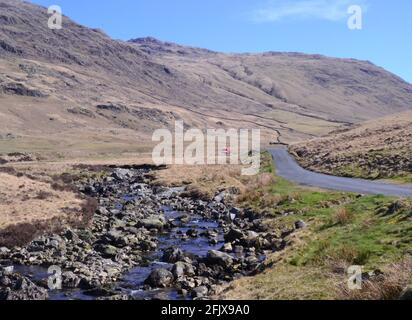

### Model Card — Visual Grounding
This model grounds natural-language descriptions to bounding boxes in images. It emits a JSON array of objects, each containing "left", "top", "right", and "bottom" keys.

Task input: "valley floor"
[{"left": 0, "top": 152, "right": 411, "bottom": 300}]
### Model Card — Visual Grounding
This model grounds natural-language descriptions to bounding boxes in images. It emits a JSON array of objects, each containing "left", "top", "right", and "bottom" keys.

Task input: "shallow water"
[
  {"left": 14, "top": 205, "right": 226, "bottom": 300},
  {"left": 115, "top": 206, "right": 225, "bottom": 300}
]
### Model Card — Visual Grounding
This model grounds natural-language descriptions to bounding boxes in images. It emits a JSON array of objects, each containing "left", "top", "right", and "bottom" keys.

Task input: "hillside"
[
  {"left": 290, "top": 111, "right": 412, "bottom": 181},
  {"left": 1, "top": 0, "right": 412, "bottom": 159}
]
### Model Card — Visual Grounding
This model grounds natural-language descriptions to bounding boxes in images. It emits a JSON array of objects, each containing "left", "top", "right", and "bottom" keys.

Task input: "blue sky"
[{"left": 30, "top": 0, "right": 412, "bottom": 83}]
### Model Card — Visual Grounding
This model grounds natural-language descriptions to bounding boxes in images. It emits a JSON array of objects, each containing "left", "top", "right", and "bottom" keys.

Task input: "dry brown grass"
[
  {"left": 337, "top": 256, "right": 412, "bottom": 300},
  {"left": 0, "top": 218, "right": 64, "bottom": 247},
  {"left": 324, "top": 244, "right": 371, "bottom": 267},
  {"left": 0, "top": 172, "right": 83, "bottom": 231},
  {"left": 237, "top": 191, "right": 289, "bottom": 208},
  {"left": 237, "top": 172, "right": 275, "bottom": 200},
  {"left": 290, "top": 111, "right": 412, "bottom": 179},
  {"left": 154, "top": 164, "right": 246, "bottom": 199},
  {"left": 236, "top": 172, "right": 292, "bottom": 208},
  {"left": 333, "top": 207, "right": 354, "bottom": 225}
]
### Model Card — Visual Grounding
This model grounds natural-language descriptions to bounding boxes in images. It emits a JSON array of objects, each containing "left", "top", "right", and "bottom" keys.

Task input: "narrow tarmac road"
[{"left": 269, "top": 148, "right": 412, "bottom": 197}]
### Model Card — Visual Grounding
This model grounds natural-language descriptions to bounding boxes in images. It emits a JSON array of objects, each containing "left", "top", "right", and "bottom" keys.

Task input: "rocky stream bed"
[{"left": 0, "top": 167, "right": 294, "bottom": 300}]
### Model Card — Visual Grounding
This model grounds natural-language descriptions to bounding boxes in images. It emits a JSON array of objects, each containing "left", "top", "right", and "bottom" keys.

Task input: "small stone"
[
  {"left": 399, "top": 285, "right": 412, "bottom": 300},
  {"left": 162, "top": 247, "right": 185, "bottom": 263},
  {"left": 186, "top": 229, "right": 198, "bottom": 238},
  {"left": 209, "top": 238, "right": 218, "bottom": 245},
  {"left": 295, "top": 220, "right": 307, "bottom": 229},
  {"left": 97, "top": 245, "right": 119, "bottom": 258},
  {"left": 221, "top": 243, "right": 233, "bottom": 252}
]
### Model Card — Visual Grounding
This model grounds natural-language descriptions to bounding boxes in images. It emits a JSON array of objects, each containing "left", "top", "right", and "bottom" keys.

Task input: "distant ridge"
[{"left": 1, "top": 0, "right": 412, "bottom": 156}]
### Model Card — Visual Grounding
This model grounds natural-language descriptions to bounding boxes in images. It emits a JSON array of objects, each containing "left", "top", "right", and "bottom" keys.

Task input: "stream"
[
  {"left": 1, "top": 167, "right": 288, "bottom": 301},
  {"left": 13, "top": 205, "right": 227, "bottom": 300}
]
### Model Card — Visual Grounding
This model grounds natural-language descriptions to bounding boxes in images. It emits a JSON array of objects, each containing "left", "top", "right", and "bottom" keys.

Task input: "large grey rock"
[
  {"left": 172, "top": 262, "right": 195, "bottom": 278},
  {"left": 162, "top": 247, "right": 185, "bottom": 263},
  {"left": 191, "top": 286, "right": 208, "bottom": 298},
  {"left": 138, "top": 216, "right": 166, "bottom": 230},
  {"left": 0, "top": 266, "right": 14, "bottom": 275},
  {"left": 112, "top": 169, "right": 133, "bottom": 181},
  {"left": 103, "top": 230, "right": 128, "bottom": 247},
  {"left": 96, "top": 244, "right": 119, "bottom": 258},
  {"left": 62, "top": 271, "right": 81, "bottom": 289},
  {"left": 206, "top": 250, "right": 234, "bottom": 267},
  {"left": 213, "top": 192, "right": 226, "bottom": 203},
  {"left": 0, "top": 247, "right": 10, "bottom": 255},
  {"left": 245, "top": 231, "right": 259, "bottom": 240},
  {"left": 224, "top": 228, "right": 244, "bottom": 242},
  {"left": 145, "top": 269, "right": 174, "bottom": 288}
]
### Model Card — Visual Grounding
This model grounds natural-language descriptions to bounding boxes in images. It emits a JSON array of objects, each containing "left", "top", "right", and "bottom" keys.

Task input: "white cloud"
[{"left": 251, "top": 0, "right": 367, "bottom": 23}]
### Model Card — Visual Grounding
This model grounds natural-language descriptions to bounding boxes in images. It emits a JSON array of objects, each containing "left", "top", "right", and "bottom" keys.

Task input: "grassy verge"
[
  {"left": 220, "top": 152, "right": 412, "bottom": 300},
  {"left": 391, "top": 174, "right": 412, "bottom": 184},
  {"left": 331, "top": 163, "right": 412, "bottom": 184},
  {"left": 290, "top": 146, "right": 412, "bottom": 184}
]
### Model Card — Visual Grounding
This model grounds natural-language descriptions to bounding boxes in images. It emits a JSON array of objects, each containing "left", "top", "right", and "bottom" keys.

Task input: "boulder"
[
  {"left": 0, "top": 247, "right": 10, "bottom": 255},
  {"left": 103, "top": 230, "right": 128, "bottom": 247},
  {"left": 245, "top": 231, "right": 259, "bottom": 240},
  {"left": 191, "top": 286, "right": 208, "bottom": 298},
  {"left": 62, "top": 271, "right": 81, "bottom": 289},
  {"left": 214, "top": 192, "right": 226, "bottom": 203},
  {"left": 224, "top": 228, "right": 244, "bottom": 242},
  {"left": 112, "top": 169, "right": 133, "bottom": 181},
  {"left": 162, "top": 247, "right": 185, "bottom": 263},
  {"left": 172, "top": 262, "right": 195, "bottom": 278},
  {"left": 96, "top": 245, "right": 119, "bottom": 258},
  {"left": 138, "top": 216, "right": 166, "bottom": 230},
  {"left": 206, "top": 250, "right": 234, "bottom": 267},
  {"left": 144, "top": 269, "right": 174, "bottom": 288},
  {"left": 0, "top": 266, "right": 14, "bottom": 276},
  {"left": 228, "top": 207, "right": 240, "bottom": 221}
]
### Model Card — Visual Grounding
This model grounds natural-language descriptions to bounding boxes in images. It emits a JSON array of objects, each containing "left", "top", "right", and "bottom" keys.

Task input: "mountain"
[{"left": 1, "top": 0, "right": 412, "bottom": 158}]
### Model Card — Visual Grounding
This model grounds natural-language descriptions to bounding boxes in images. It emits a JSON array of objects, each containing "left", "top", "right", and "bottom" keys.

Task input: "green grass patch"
[
  {"left": 242, "top": 152, "right": 412, "bottom": 271},
  {"left": 285, "top": 194, "right": 411, "bottom": 269},
  {"left": 391, "top": 174, "right": 412, "bottom": 184}
]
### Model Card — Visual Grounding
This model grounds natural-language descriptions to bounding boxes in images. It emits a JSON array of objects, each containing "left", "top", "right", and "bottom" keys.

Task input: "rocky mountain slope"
[
  {"left": 1, "top": 0, "right": 412, "bottom": 158},
  {"left": 290, "top": 111, "right": 412, "bottom": 180}
]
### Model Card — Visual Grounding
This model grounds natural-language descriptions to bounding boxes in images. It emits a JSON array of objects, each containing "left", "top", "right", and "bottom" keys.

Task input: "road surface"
[{"left": 269, "top": 148, "right": 412, "bottom": 197}]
